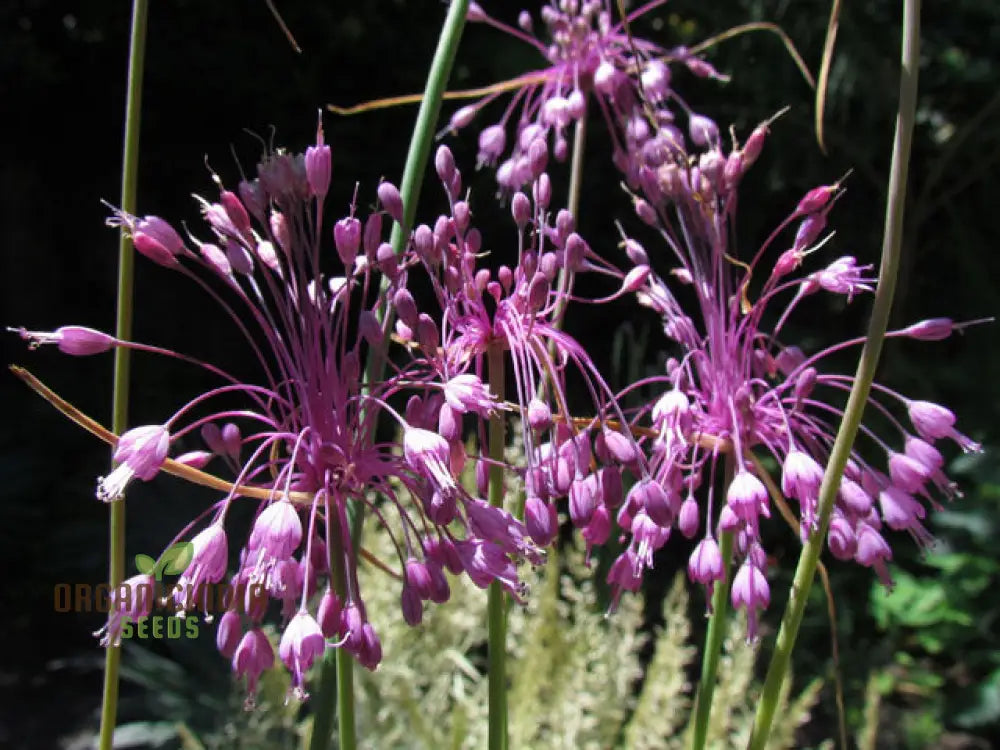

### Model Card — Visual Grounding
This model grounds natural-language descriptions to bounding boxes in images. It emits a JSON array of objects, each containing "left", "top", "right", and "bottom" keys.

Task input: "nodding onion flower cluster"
[
  {"left": 14, "top": 127, "right": 648, "bottom": 701},
  {"left": 455, "top": 0, "right": 726, "bottom": 191},
  {"left": 13, "top": 0, "right": 985, "bottom": 703},
  {"left": 597, "top": 108, "right": 984, "bottom": 639}
]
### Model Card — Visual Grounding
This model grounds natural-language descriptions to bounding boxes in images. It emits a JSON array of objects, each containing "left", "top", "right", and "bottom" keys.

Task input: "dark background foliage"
[{"left": 1, "top": 1, "right": 996, "bottom": 748}]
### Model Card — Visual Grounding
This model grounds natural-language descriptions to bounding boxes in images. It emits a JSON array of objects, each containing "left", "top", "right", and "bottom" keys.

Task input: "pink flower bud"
[
  {"left": 449, "top": 105, "right": 477, "bottom": 132},
  {"left": 688, "top": 114, "right": 718, "bottom": 146},
  {"left": 624, "top": 239, "right": 648, "bottom": 266},
  {"left": 216, "top": 610, "right": 242, "bottom": 659},
  {"left": 304, "top": 138, "right": 331, "bottom": 198},
  {"left": 900, "top": 318, "right": 954, "bottom": 341},
  {"left": 17, "top": 325, "right": 117, "bottom": 356},
  {"left": 435, "top": 145, "right": 456, "bottom": 185},
  {"left": 333, "top": 217, "right": 360, "bottom": 267},
  {"left": 678, "top": 497, "right": 699, "bottom": 537},
  {"left": 524, "top": 495, "right": 558, "bottom": 546},
  {"left": 511, "top": 192, "right": 532, "bottom": 228},
  {"left": 827, "top": 515, "right": 857, "bottom": 560},
  {"left": 743, "top": 122, "right": 769, "bottom": 167},
  {"left": 453, "top": 201, "right": 471, "bottom": 234},
  {"left": 688, "top": 537, "right": 723, "bottom": 585},
  {"left": 622, "top": 265, "right": 651, "bottom": 293},
  {"left": 466, "top": 1, "right": 486, "bottom": 21},
  {"left": 232, "top": 628, "right": 274, "bottom": 698},
  {"left": 279, "top": 611, "right": 325, "bottom": 693},
  {"left": 633, "top": 198, "right": 657, "bottom": 226},
  {"left": 533, "top": 172, "right": 552, "bottom": 209},
  {"left": 317, "top": 588, "right": 342, "bottom": 638},
  {"left": 796, "top": 185, "right": 836, "bottom": 215},
  {"left": 393, "top": 288, "right": 418, "bottom": 328},
  {"left": 907, "top": 400, "right": 955, "bottom": 441},
  {"left": 377, "top": 181, "right": 404, "bottom": 224},
  {"left": 527, "top": 138, "right": 548, "bottom": 179},
  {"left": 477, "top": 125, "right": 506, "bottom": 167}
]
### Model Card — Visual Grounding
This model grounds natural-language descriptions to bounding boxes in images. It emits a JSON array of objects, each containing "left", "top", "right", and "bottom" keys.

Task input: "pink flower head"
[
  {"left": 443, "top": 373, "right": 498, "bottom": 416},
  {"left": 175, "top": 523, "right": 229, "bottom": 610},
  {"left": 248, "top": 499, "right": 303, "bottom": 563},
  {"left": 95, "top": 573, "right": 156, "bottom": 647},
  {"left": 593, "top": 113, "right": 983, "bottom": 632},
  {"left": 278, "top": 610, "right": 326, "bottom": 696},
  {"left": 404, "top": 427, "right": 459, "bottom": 499},
  {"left": 731, "top": 559, "right": 770, "bottom": 642},
  {"left": 688, "top": 537, "right": 724, "bottom": 589},
  {"left": 97, "top": 424, "right": 170, "bottom": 501},
  {"left": 454, "top": 2, "right": 725, "bottom": 190},
  {"left": 233, "top": 628, "right": 275, "bottom": 704}
]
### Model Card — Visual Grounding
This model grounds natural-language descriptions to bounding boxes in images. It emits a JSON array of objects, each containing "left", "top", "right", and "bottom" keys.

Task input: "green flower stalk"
[
  {"left": 99, "top": 2, "right": 148, "bottom": 748},
  {"left": 748, "top": 0, "right": 922, "bottom": 747}
]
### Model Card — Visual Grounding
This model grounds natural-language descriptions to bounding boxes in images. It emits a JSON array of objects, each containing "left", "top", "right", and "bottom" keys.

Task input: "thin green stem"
[
  {"left": 368, "top": 0, "right": 469, "bottom": 382},
  {"left": 387, "top": 0, "right": 469, "bottom": 257},
  {"left": 688, "top": 456, "right": 736, "bottom": 750},
  {"left": 310, "top": 506, "right": 355, "bottom": 750},
  {"left": 98, "top": 3, "right": 148, "bottom": 749},
  {"left": 311, "top": 2, "right": 470, "bottom": 743},
  {"left": 335, "top": 647, "right": 356, "bottom": 749},
  {"left": 747, "top": 1, "right": 920, "bottom": 747},
  {"left": 309, "top": 649, "right": 339, "bottom": 750},
  {"left": 487, "top": 343, "right": 508, "bottom": 750}
]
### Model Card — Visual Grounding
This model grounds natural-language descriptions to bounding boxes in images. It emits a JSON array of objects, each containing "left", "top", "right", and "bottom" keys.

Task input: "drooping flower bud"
[
  {"left": 377, "top": 181, "right": 404, "bottom": 225},
  {"left": 688, "top": 114, "right": 719, "bottom": 147},
  {"left": 334, "top": 217, "right": 361, "bottom": 267}
]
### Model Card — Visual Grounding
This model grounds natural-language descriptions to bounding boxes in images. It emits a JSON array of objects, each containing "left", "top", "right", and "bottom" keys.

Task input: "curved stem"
[
  {"left": 688, "top": 456, "right": 736, "bottom": 750},
  {"left": 487, "top": 343, "right": 508, "bottom": 750},
  {"left": 748, "top": 1, "right": 920, "bottom": 747},
  {"left": 98, "top": 3, "right": 148, "bottom": 749}
]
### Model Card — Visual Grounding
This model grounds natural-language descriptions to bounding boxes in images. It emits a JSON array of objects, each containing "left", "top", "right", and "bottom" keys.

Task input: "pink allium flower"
[
  {"left": 94, "top": 573, "right": 155, "bottom": 648},
  {"left": 17, "top": 125, "right": 562, "bottom": 696},
  {"left": 453, "top": 1, "right": 725, "bottom": 190},
  {"left": 233, "top": 628, "right": 275, "bottom": 706},
  {"left": 174, "top": 523, "right": 229, "bottom": 610},
  {"left": 97, "top": 424, "right": 170, "bottom": 501},
  {"left": 597, "top": 115, "right": 984, "bottom": 634},
  {"left": 279, "top": 610, "right": 326, "bottom": 697}
]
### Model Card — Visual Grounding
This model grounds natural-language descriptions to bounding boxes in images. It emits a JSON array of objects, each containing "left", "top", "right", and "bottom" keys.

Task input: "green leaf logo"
[
  {"left": 134, "top": 554, "right": 156, "bottom": 576},
  {"left": 161, "top": 542, "right": 195, "bottom": 576},
  {"left": 134, "top": 542, "right": 195, "bottom": 580}
]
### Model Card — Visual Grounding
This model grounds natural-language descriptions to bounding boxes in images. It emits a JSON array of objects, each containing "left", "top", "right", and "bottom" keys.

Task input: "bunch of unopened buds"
[{"left": 13, "top": 0, "right": 984, "bottom": 706}]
